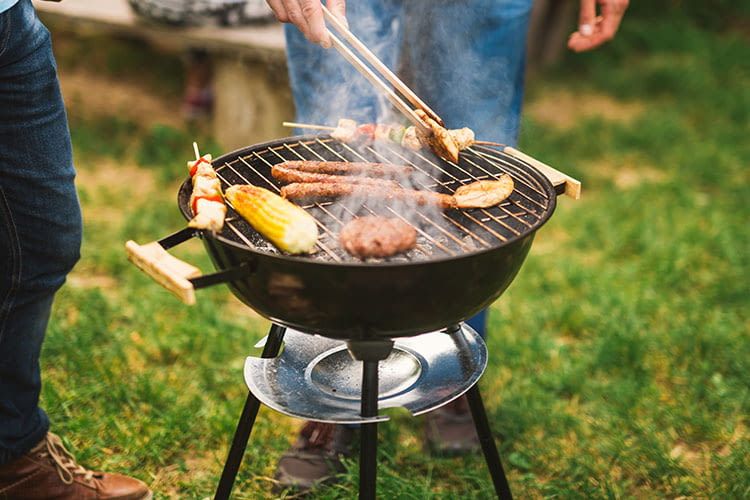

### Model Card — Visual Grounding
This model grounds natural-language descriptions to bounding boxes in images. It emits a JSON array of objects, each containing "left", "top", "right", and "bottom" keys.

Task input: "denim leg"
[
  {"left": 403, "top": 0, "right": 533, "bottom": 337},
  {"left": 284, "top": 0, "right": 404, "bottom": 125},
  {"left": 0, "top": 0, "right": 82, "bottom": 464},
  {"left": 402, "top": 0, "right": 533, "bottom": 145}
]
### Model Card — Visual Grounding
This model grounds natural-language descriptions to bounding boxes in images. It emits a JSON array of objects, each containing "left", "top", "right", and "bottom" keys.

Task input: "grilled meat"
[
  {"left": 339, "top": 216, "right": 417, "bottom": 259},
  {"left": 280, "top": 182, "right": 457, "bottom": 209},
  {"left": 401, "top": 125, "right": 422, "bottom": 151},
  {"left": 277, "top": 161, "right": 414, "bottom": 178},
  {"left": 415, "top": 109, "right": 460, "bottom": 163},
  {"left": 450, "top": 127, "right": 476, "bottom": 150},
  {"left": 330, "top": 118, "right": 358, "bottom": 142},
  {"left": 453, "top": 175, "right": 514, "bottom": 208},
  {"left": 271, "top": 164, "right": 398, "bottom": 188},
  {"left": 325, "top": 118, "right": 480, "bottom": 158}
]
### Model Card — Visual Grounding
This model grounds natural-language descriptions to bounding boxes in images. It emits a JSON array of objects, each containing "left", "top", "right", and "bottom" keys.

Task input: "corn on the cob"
[{"left": 225, "top": 185, "right": 318, "bottom": 254}]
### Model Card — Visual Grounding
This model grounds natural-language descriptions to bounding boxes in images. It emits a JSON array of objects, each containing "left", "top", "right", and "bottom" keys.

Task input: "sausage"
[
  {"left": 280, "top": 182, "right": 457, "bottom": 209},
  {"left": 277, "top": 161, "right": 414, "bottom": 178},
  {"left": 271, "top": 165, "right": 399, "bottom": 188}
]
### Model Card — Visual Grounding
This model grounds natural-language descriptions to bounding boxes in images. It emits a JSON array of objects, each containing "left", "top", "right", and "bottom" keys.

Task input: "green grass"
[{"left": 41, "top": 12, "right": 749, "bottom": 499}]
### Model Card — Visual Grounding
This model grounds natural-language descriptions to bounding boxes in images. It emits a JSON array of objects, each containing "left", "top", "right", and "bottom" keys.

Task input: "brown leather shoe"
[
  {"left": 275, "top": 421, "right": 356, "bottom": 492},
  {"left": 0, "top": 433, "right": 152, "bottom": 500},
  {"left": 424, "top": 396, "right": 481, "bottom": 456}
]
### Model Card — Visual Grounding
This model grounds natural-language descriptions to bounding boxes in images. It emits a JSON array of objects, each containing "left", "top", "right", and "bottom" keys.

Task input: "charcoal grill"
[
  {"left": 125, "top": 134, "right": 580, "bottom": 499},
  {"left": 127, "top": 135, "right": 578, "bottom": 339}
]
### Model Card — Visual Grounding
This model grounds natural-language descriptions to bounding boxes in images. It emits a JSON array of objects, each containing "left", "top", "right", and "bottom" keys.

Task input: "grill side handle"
[
  {"left": 504, "top": 147, "right": 581, "bottom": 199},
  {"left": 125, "top": 228, "right": 251, "bottom": 305}
]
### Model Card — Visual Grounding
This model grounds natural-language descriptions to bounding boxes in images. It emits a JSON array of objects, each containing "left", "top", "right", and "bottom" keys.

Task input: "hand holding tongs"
[{"left": 320, "top": 5, "right": 441, "bottom": 133}]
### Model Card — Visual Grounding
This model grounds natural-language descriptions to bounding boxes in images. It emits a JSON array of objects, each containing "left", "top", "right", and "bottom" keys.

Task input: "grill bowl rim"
[{"left": 179, "top": 135, "right": 559, "bottom": 268}]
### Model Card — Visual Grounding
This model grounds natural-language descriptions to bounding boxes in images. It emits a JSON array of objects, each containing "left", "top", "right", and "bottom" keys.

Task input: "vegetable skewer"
[
  {"left": 187, "top": 142, "right": 226, "bottom": 233},
  {"left": 282, "top": 120, "right": 503, "bottom": 160}
]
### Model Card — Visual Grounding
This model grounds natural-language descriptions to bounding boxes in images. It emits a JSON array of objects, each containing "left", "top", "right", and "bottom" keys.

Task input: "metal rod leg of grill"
[
  {"left": 466, "top": 384, "right": 513, "bottom": 500},
  {"left": 214, "top": 324, "right": 286, "bottom": 500},
  {"left": 359, "top": 359, "right": 379, "bottom": 500}
]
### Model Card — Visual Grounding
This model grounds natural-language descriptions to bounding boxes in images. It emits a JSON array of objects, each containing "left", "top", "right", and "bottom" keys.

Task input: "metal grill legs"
[
  {"left": 214, "top": 326, "right": 511, "bottom": 499},
  {"left": 356, "top": 354, "right": 513, "bottom": 500},
  {"left": 466, "top": 384, "right": 513, "bottom": 500},
  {"left": 346, "top": 339, "right": 394, "bottom": 500},
  {"left": 214, "top": 324, "right": 286, "bottom": 500},
  {"left": 359, "top": 360, "right": 379, "bottom": 500}
]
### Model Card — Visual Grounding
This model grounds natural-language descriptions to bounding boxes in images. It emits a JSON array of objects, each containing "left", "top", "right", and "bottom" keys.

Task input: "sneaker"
[
  {"left": 275, "top": 421, "right": 356, "bottom": 491},
  {"left": 0, "top": 432, "right": 152, "bottom": 499},
  {"left": 424, "top": 396, "right": 481, "bottom": 456}
]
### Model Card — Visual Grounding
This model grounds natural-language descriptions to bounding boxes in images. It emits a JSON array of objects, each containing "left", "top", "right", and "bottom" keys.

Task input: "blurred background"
[{"left": 36, "top": 0, "right": 748, "bottom": 497}]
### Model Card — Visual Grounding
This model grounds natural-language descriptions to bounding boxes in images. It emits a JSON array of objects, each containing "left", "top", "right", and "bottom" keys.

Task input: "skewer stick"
[
  {"left": 283, "top": 121, "right": 336, "bottom": 131},
  {"left": 321, "top": 5, "right": 444, "bottom": 127},
  {"left": 473, "top": 140, "right": 507, "bottom": 148},
  {"left": 193, "top": 141, "right": 201, "bottom": 161}
]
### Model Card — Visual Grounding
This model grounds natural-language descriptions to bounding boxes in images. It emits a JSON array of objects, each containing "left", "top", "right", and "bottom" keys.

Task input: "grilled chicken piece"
[
  {"left": 330, "top": 118, "right": 358, "bottom": 142},
  {"left": 415, "top": 109, "right": 460, "bottom": 163},
  {"left": 339, "top": 216, "right": 417, "bottom": 259},
  {"left": 453, "top": 175, "right": 515, "bottom": 208},
  {"left": 450, "top": 127, "right": 476, "bottom": 150},
  {"left": 271, "top": 164, "right": 398, "bottom": 188},
  {"left": 401, "top": 125, "right": 422, "bottom": 151},
  {"left": 281, "top": 182, "right": 457, "bottom": 209}
]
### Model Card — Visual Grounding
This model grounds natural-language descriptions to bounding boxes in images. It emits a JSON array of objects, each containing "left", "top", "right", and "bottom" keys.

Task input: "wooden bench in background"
[
  {"left": 33, "top": 0, "right": 574, "bottom": 150},
  {"left": 33, "top": 0, "right": 293, "bottom": 150}
]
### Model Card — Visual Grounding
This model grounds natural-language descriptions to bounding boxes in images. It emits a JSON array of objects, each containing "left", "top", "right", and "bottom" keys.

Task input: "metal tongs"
[
  {"left": 322, "top": 6, "right": 582, "bottom": 199},
  {"left": 321, "top": 5, "right": 438, "bottom": 134}
]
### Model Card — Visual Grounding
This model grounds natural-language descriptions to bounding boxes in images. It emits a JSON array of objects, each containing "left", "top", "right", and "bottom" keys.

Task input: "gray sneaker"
[{"left": 275, "top": 422, "right": 356, "bottom": 491}]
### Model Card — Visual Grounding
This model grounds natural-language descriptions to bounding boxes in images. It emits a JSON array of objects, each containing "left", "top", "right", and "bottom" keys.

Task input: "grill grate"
[{"left": 211, "top": 136, "right": 553, "bottom": 262}]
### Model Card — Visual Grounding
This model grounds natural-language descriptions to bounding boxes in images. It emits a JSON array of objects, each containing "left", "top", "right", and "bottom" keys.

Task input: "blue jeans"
[
  {"left": 0, "top": 0, "right": 81, "bottom": 464},
  {"left": 285, "top": 0, "right": 533, "bottom": 336}
]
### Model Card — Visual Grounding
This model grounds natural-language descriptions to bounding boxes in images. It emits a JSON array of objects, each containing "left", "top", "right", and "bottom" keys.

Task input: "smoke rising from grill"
[{"left": 288, "top": 1, "right": 521, "bottom": 257}]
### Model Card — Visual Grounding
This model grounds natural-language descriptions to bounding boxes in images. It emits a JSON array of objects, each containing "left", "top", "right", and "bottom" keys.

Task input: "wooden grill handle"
[
  {"left": 125, "top": 240, "right": 200, "bottom": 305},
  {"left": 504, "top": 147, "right": 581, "bottom": 199}
]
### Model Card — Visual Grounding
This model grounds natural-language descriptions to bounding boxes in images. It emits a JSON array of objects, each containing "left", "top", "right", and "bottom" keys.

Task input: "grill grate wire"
[{"left": 211, "top": 137, "right": 552, "bottom": 262}]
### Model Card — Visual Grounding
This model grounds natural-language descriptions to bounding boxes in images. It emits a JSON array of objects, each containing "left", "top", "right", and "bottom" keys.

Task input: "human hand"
[
  {"left": 266, "top": 0, "right": 346, "bottom": 48},
  {"left": 568, "top": 0, "right": 629, "bottom": 52}
]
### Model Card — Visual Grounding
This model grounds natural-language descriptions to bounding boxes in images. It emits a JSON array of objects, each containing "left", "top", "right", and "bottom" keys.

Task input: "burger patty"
[{"left": 339, "top": 216, "right": 417, "bottom": 259}]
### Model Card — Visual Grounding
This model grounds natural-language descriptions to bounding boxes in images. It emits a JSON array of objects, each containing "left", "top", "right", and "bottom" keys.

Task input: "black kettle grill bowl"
[{"left": 177, "top": 136, "right": 557, "bottom": 340}]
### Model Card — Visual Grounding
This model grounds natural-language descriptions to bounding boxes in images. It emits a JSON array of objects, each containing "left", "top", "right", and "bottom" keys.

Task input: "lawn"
[{"left": 42, "top": 6, "right": 748, "bottom": 499}]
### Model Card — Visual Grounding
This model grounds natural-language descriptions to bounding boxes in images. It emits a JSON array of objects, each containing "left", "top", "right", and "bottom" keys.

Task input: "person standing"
[
  {"left": 0, "top": 1, "right": 152, "bottom": 497},
  {"left": 266, "top": 0, "right": 628, "bottom": 491}
]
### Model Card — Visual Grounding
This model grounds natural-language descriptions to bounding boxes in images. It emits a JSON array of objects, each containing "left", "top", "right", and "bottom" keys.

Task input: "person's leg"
[
  {"left": 0, "top": 0, "right": 81, "bottom": 463},
  {"left": 465, "top": 309, "right": 488, "bottom": 337},
  {"left": 283, "top": 0, "right": 405, "bottom": 125},
  {"left": 404, "top": 0, "right": 534, "bottom": 339},
  {"left": 403, "top": 0, "right": 534, "bottom": 452},
  {"left": 402, "top": 0, "right": 533, "bottom": 145},
  {"left": 0, "top": 2, "right": 150, "bottom": 497}
]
